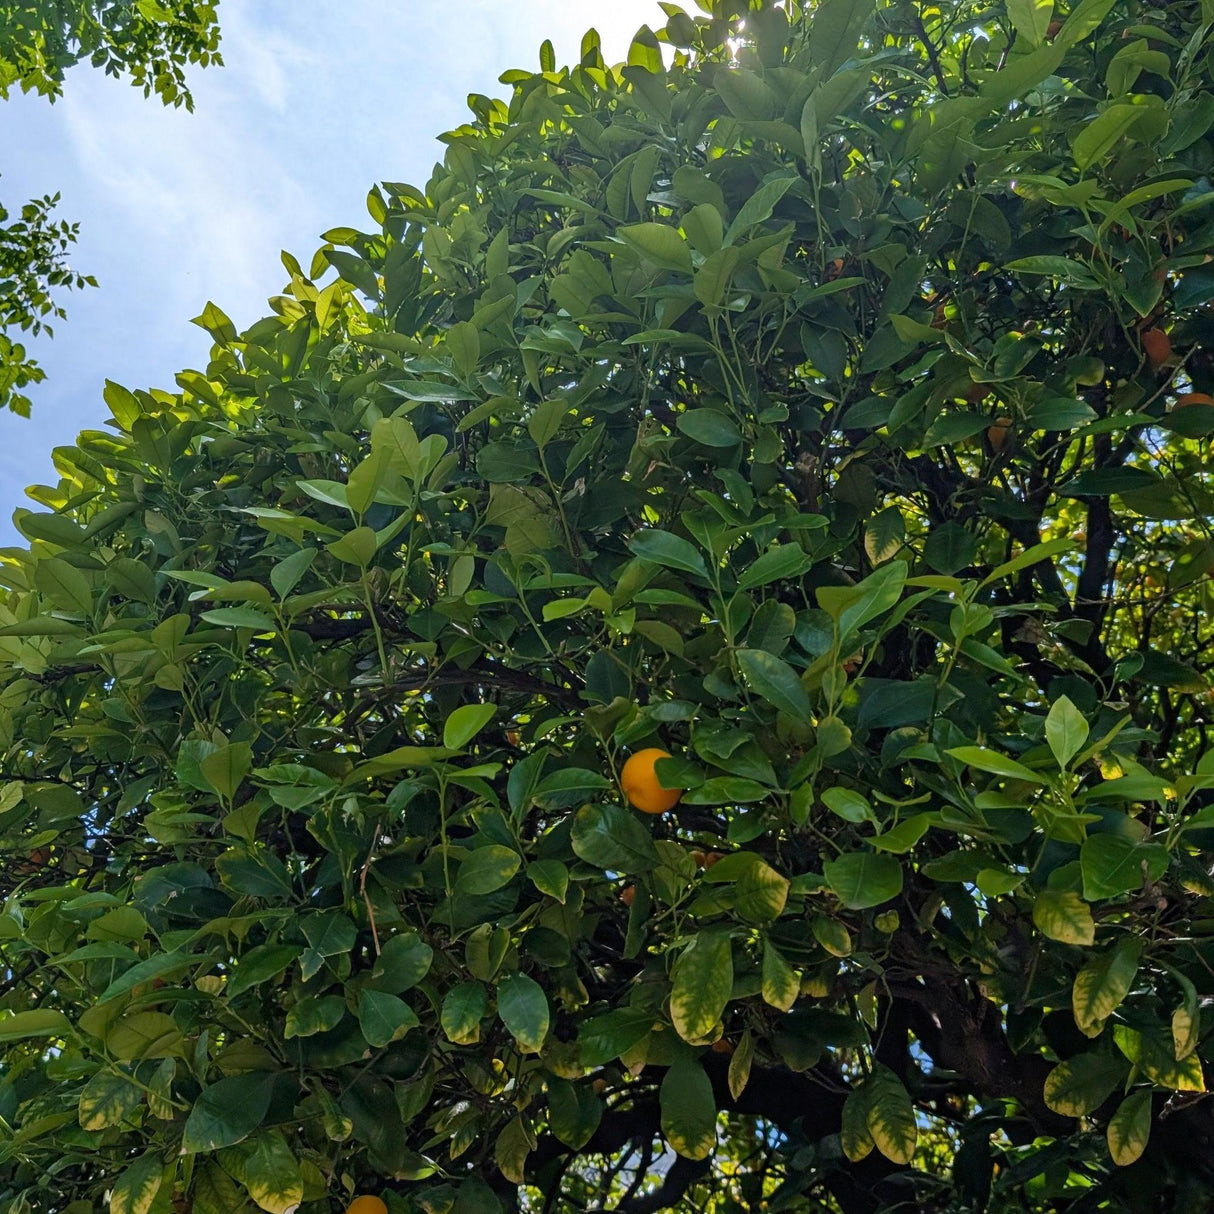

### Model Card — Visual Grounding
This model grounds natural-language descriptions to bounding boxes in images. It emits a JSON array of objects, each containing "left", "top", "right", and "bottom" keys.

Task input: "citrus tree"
[{"left": 3, "top": 0, "right": 1214, "bottom": 1211}]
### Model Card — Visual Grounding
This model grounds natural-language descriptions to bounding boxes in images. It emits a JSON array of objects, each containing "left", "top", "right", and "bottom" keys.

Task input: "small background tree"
[
  {"left": 2, "top": 1, "right": 1214, "bottom": 1211},
  {"left": 0, "top": 0, "right": 222, "bottom": 414}
]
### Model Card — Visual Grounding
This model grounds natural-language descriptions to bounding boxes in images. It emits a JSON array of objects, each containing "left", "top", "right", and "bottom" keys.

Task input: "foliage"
[
  {"left": 0, "top": 0, "right": 221, "bottom": 105},
  {"left": 0, "top": 189, "right": 94, "bottom": 416},
  {"left": 0, "top": 0, "right": 222, "bottom": 413},
  {"left": 3, "top": 0, "right": 1214, "bottom": 1211}
]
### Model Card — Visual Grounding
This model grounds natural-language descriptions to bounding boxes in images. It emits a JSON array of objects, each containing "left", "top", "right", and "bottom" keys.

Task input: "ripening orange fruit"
[
  {"left": 967, "top": 383, "right": 992, "bottom": 405},
  {"left": 702, "top": 851, "right": 724, "bottom": 869},
  {"left": 620, "top": 885, "right": 636, "bottom": 907},
  {"left": 711, "top": 1037, "right": 735, "bottom": 1055},
  {"left": 987, "top": 417, "right": 1013, "bottom": 452},
  {"left": 1175, "top": 392, "right": 1214, "bottom": 409},
  {"left": 1142, "top": 328, "right": 1172, "bottom": 369},
  {"left": 620, "top": 748, "right": 681, "bottom": 815},
  {"left": 346, "top": 1198, "right": 388, "bottom": 1214}
]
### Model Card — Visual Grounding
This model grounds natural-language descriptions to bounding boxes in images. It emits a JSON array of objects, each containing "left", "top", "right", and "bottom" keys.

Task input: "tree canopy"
[
  {"left": 0, "top": 0, "right": 222, "bottom": 415},
  {"left": 3, "top": 0, "right": 1214, "bottom": 1211}
]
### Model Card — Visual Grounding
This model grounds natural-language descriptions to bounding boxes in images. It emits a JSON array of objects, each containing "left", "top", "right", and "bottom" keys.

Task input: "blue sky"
[{"left": 0, "top": 0, "right": 666, "bottom": 541}]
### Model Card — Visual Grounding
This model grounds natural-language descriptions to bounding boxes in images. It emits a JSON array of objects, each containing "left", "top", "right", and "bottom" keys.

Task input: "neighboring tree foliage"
[
  {"left": 4, "top": 0, "right": 1214, "bottom": 1210},
  {"left": 0, "top": 0, "right": 222, "bottom": 414}
]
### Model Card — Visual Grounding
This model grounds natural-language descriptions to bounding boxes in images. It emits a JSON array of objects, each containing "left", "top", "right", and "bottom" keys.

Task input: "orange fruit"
[
  {"left": 620, "top": 748, "right": 681, "bottom": 815},
  {"left": 1175, "top": 392, "right": 1214, "bottom": 409},
  {"left": 987, "top": 417, "right": 1013, "bottom": 452},
  {"left": 1141, "top": 328, "right": 1172, "bottom": 369},
  {"left": 967, "top": 383, "right": 991, "bottom": 405},
  {"left": 702, "top": 851, "right": 724, "bottom": 868},
  {"left": 1046, "top": 18, "right": 1063, "bottom": 38},
  {"left": 710, "top": 1037, "right": 734, "bottom": 1055},
  {"left": 691, "top": 851, "right": 708, "bottom": 868},
  {"left": 620, "top": 885, "right": 636, "bottom": 907},
  {"left": 346, "top": 1198, "right": 388, "bottom": 1214}
]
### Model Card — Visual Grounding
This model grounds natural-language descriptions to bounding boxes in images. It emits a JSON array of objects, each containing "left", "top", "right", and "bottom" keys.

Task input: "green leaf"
[
  {"left": 947, "top": 746, "right": 1045, "bottom": 784},
  {"left": 182, "top": 1073, "right": 274, "bottom": 1154},
  {"left": 0, "top": 1009, "right": 71, "bottom": 1041},
  {"left": 227, "top": 944, "right": 301, "bottom": 998},
  {"left": 78, "top": 1069, "right": 142, "bottom": 1130},
  {"left": 823, "top": 852, "right": 903, "bottom": 910},
  {"left": 526, "top": 859, "right": 570, "bottom": 903},
  {"left": 496, "top": 972, "right": 549, "bottom": 1053},
  {"left": 660, "top": 1057, "right": 717, "bottom": 1160},
  {"left": 371, "top": 932, "right": 434, "bottom": 994},
  {"left": 358, "top": 989, "right": 419, "bottom": 1048},
  {"left": 302, "top": 913, "right": 357, "bottom": 957},
  {"left": 1045, "top": 696, "right": 1089, "bottom": 770},
  {"left": 871, "top": 814, "right": 932, "bottom": 853},
  {"left": 1072, "top": 104, "right": 1150, "bottom": 173},
  {"left": 1107, "top": 1090, "right": 1152, "bottom": 1166},
  {"left": 735, "top": 858, "right": 790, "bottom": 924},
  {"left": 628, "top": 529, "right": 709, "bottom": 577},
  {"left": 200, "top": 606, "right": 277, "bottom": 631},
  {"left": 694, "top": 247, "right": 740, "bottom": 306},
  {"left": 444, "top": 702, "right": 497, "bottom": 750},
  {"left": 616, "top": 223, "right": 693, "bottom": 273},
  {"left": 34, "top": 556, "right": 92, "bottom": 615},
  {"left": 1007, "top": 0, "right": 1054, "bottom": 44},
  {"left": 577, "top": 1009, "right": 655, "bottom": 1067},
  {"left": 109, "top": 1152, "right": 163, "bottom": 1214},
  {"left": 1033, "top": 890, "right": 1095, "bottom": 946},
  {"left": 571, "top": 803, "right": 661, "bottom": 873},
  {"left": 326, "top": 525, "right": 378, "bottom": 567},
  {"left": 546, "top": 1078, "right": 603, "bottom": 1150},
  {"left": 457, "top": 845, "right": 522, "bottom": 895},
  {"left": 677, "top": 408, "right": 742, "bottom": 447},
  {"left": 269, "top": 548, "right": 315, "bottom": 599},
  {"left": 724, "top": 174, "right": 798, "bottom": 244},
  {"left": 199, "top": 741, "right": 253, "bottom": 801},
  {"left": 822, "top": 787, "right": 876, "bottom": 824},
  {"left": 1081, "top": 835, "right": 1166, "bottom": 901},
  {"left": 816, "top": 561, "right": 907, "bottom": 638},
  {"left": 670, "top": 930, "right": 733, "bottom": 1042},
  {"left": 736, "top": 544, "right": 812, "bottom": 591},
  {"left": 736, "top": 648, "right": 812, "bottom": 723},
  {"left": 442, "top": 981, "right": 487, "bottom": 1045},
  {"left": 1044, "top": 1051, "right": 1127, "bottom": 1116}
]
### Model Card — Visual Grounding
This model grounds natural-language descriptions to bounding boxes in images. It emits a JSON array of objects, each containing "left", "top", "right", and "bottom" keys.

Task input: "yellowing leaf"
[
  {"left": 1072, "top": 938, "right": 1141, "bottom": 1035},
  {"left": 840, "top": 1089, "right": 874, "bottom": 1162},
  {"left": 1107, "top": 1090, "right": 1152, "bottom": 1166},
  {"left": 109, "top": 1152, "right": 162, "bottom": 1214},
  {"left": 1033, "top": 889, "right": 1095, "bottom": 945},
  {"left": 660, "top": 1057, "right": 716, "bottom": 1160},
  {"left": 670, "top": 930, "right": 733, "bottom": 1043},
  {"left": 864, "top": 1067, "right": 917, "bottom": 1165}
]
